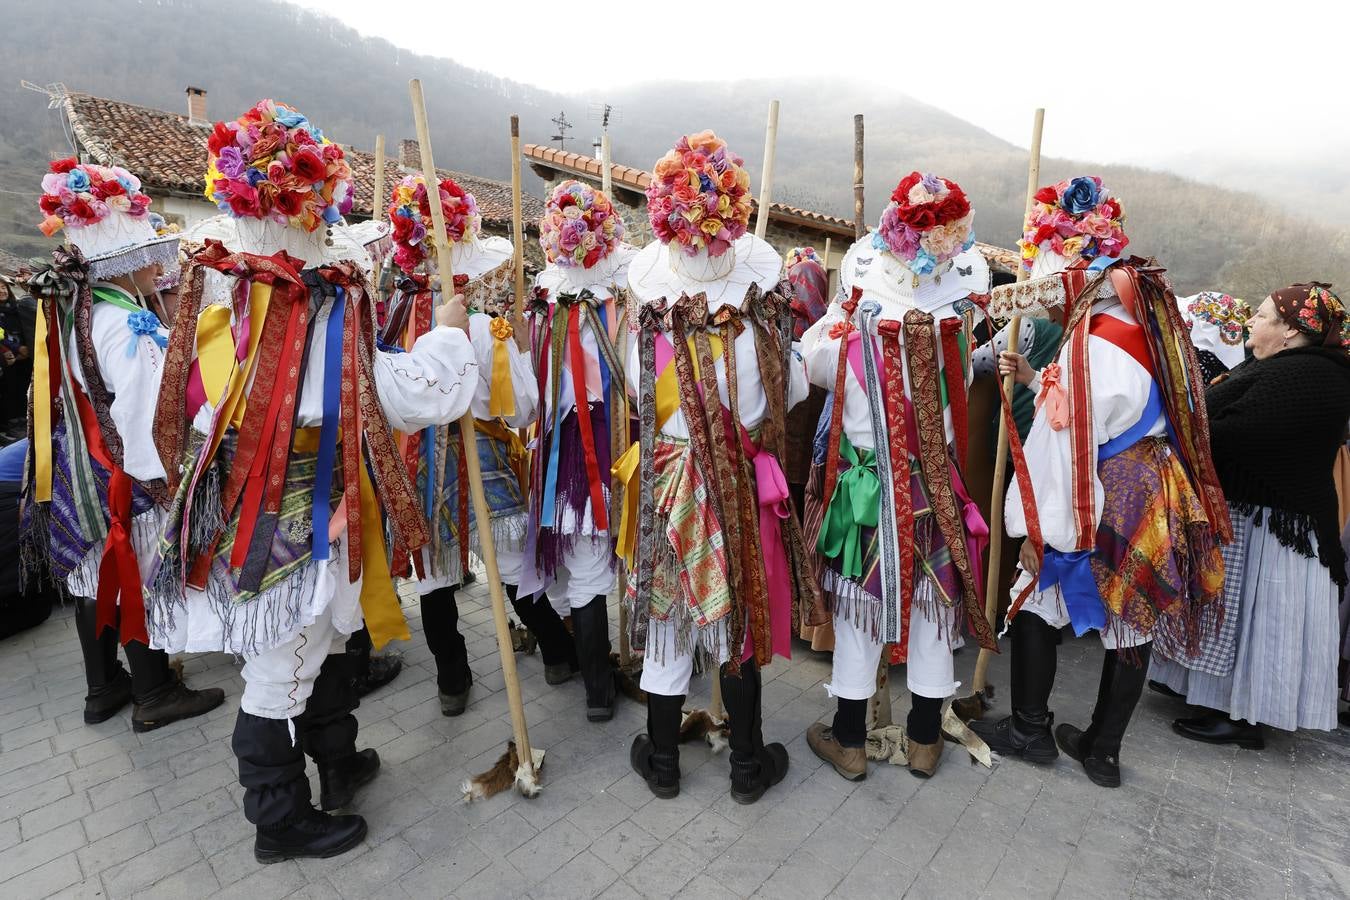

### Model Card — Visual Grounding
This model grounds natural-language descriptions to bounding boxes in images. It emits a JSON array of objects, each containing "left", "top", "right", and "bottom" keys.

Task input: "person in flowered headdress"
[
  {"left": 621, "top": 131, "right": 816, "bottom": 803},
  {"left": 25, "top": 159, "right": 224, "bottom": 733},
  {"left": 972, "top": 177, "right": 1229, "bottom": 788},
  {"left": 515, "top": 180, "right": 635, "bottom": 719},
  {"left": 800, "top": 172, "right": 995, "bottom": 780},
  {"left": 151, "top": 101, "right": 479, "bottom": 861},
  {"left": 378, "top": 173, "right": 537, "bottom": 719},
  {"left": 1151, "top": 283, "right": 1350, "bottom": 746},
  {"left": 1176, "top": 291, "right": 1251, "bottom": 383}
]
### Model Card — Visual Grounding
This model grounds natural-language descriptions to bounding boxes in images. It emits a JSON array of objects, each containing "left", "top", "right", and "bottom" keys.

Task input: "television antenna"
[
  {"left": 587, "top": 102, "right": 622, "bottom": 134},
  {"left": 549, "top": 111, "right": 573, "bottom": 150}
]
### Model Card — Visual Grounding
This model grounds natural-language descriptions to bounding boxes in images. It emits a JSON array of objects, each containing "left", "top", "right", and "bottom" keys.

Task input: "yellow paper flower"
[{"left": 489, "top": 317, "right": 514, "bottom": 341}]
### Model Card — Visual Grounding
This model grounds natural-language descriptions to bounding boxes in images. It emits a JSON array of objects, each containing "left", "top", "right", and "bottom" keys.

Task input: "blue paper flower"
[
  {"left": 322, "top": 204, "right": 342, "bottom": 225},
  {"left": 274, "top": 108, "right": 308, "bottom": 129},
  {"left": 910, "top": 249, "right": 938, "bottom": 275},
  {"left": 67, "top": 169, "right": 91, "bottom": 192},
  {"left": 125, "top": 309, "right": 167, "bottom": 356},
  {"left": 1061, "top": 177, "right": 1102, "bottom": 215}
]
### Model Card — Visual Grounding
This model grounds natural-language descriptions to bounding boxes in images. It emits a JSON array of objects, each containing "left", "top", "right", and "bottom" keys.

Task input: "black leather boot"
[
  {"left": 347, "top": 626, "right": 403, "bottom": 698},
  {"left": 970, "top": 612, "right": 1060, "bottom": 764},
  {"left": 1056, "top": 643, "right": 1153, "bottom": 788},
  {"left": 631, "top": 692, "right": 682, "bottom": 799},
  {"left": 74, "top": 596, "right": 132, "bottom": 724},
  {"left": 300, "top": 653, "right": 377, "bottom": 811},
  {"left": 254, "top": 807, "right": 368, "bottom": 864},
  {"left": 510, "top": 587, "right": 577, "bottom": 685},
  {"left": 722, "top": 659, "right": 789, "bottom": 805},
  {"left": 422, "top": 585, "right": 472, "bottom": 716},
  {"left": 572, "top": 594, "right": 615, "bottom": 721},
  {"left": 125, "top": 639, "right": 225, "bottom": 733}
]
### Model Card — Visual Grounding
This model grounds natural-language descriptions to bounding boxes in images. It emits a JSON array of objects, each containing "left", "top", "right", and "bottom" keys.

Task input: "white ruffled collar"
[
  {"left": 447, "top": 233, "right": 513, "bottom": 280},
  {"left": 628, "top": 233, "right": 782, "bottom": 312},
  {"left": 535, "top": 243, "right": 638, "bottom": 301},
  {"left": 841, "top": 235, "right": 989, "bottom": 319}
]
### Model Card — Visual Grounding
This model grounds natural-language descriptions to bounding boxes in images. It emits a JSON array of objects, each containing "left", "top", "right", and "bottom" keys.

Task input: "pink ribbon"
[
  {"left": 1036, "top": 362, "right": 1071, "bottom": 431},
  {"left": 741, "top": 441, "right": 793, "bottom": 663}
]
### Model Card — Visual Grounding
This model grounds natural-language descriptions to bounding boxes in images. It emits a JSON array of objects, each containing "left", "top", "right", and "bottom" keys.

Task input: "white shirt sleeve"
[
  {"left": 1005, "top": 325, "right": 1160, "bottom": 551},
  {"left": 802, "top": 302, "right": 847, "bottom": 391},
  {"left": 465, "top": 312, "right": 538, "bottom": 428},
  {"left": 787, "top": 343, "right": 809, "bottom": 411},
  {"left": 374, "top": 326, "right": 479, "bottom": 432},
  {"left": 70, "top": 303, "right": 168, "bottom": 484}
]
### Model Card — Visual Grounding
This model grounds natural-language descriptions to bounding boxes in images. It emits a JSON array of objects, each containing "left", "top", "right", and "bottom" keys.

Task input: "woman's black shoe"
[
  {"left": 1172, "top": 713, "right": 1265, "bottom": 750},
  {"left": 1147, "top": 679, "right": 1184, "bottom": 699}
]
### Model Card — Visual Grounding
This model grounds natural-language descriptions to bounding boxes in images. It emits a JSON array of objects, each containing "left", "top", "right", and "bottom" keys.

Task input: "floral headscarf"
[
  {"left": 785, "top": 252, "right": 828, "bottom": 340},
  {"left": 1271, "top": 282, "right": 1349, "bottom": 349}
]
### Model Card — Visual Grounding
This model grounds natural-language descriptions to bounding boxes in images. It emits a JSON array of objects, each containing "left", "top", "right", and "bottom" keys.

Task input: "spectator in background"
[
  {"left": 0, "top": 276, "right": 36, "bottom": 442},
  {"left": 0, "top": 438, "right": 54, "bottom": 639},
  {"left": 1152, "top": 284, "right": 1350, "bottom": 747}
]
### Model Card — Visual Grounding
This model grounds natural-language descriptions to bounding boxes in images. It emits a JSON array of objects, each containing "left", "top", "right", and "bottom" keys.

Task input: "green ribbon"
[{"left": 817, "top": 434, "right": 880, "bottom": 580}]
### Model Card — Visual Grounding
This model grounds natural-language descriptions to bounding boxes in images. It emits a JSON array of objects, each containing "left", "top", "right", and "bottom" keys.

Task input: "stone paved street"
[{"left": 2, "top": 579, "right": 1348, "bottom": 899}]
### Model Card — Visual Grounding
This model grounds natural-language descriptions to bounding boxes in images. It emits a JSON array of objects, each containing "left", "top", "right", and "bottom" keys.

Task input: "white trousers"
[
  {"left": 416, "top": 544, "right": 524, "bottom": 594},
  {"left": 240, "top": 608, "right": 345, "bottom": 720},
  {"left": 1009, "top": 568, "right": 1149, "bottom": 650},
  {"left": 824, "top": 602, "right": 961, "bottom": 701},
  {"left": 544, "top": 536, "right": 617, "bottom": 615},
  {"left": 639, "top": 616, "right": 733, "bottom": 698}
]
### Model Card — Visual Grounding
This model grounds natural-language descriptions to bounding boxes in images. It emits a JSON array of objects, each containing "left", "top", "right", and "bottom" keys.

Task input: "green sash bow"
[{"left": 817, "top": 434, "right": 879, "bottom": 580}]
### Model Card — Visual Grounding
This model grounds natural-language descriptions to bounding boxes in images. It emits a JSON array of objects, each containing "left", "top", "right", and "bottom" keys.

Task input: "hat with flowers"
[
  {"left": 37, "top": 158, "right": 177, "bottom": 279},
  {"left": 1019, "top": 176, "right": 1128, "bottom": 277},
  {"left": 539, "top": 180, "right": 624, "bottom": 269},
  {"left": 203, "top": 100, "right": 354, "bottom": 233},
  {"left": 387, "top": 174, "right": 481, "bottom": 274},
  {"left": 871, "top": 172, "right": 975, "bottom": 277},
  {"left": 785, "top": 246, "right": 822, "bottom": 269},
  {"left": 645, "top": 131, "right": 753, "bottom": 258}
]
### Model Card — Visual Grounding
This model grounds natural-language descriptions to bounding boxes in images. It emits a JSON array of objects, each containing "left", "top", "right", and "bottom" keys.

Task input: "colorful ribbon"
[{"left": 816, "top": 435, "right": 879, "bottom": 580}]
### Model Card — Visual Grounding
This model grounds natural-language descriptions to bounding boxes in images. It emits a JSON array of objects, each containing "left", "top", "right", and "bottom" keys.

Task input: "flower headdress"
[
  {"left": 785, "top": 246, "right": 822, "bottom": 269},
  {"left": 539, "top": 180, "right": 624, "bottom": 269},
  {"left": 37, "top": 158, "right": 152, "bottom": 237},
  {"left": 646, "top": 131, "right": 753, "bottom": 258},
  {"left": 871, "top": 172, "right": 975, "bottom": 276},
  {"left": 387, "top": 174, "right": 481, "bottom": 274},
  {"left": 1019, "top": 176, "right": 1127, "bottom": 272},
  {"left": 203, "top": 100, "right": 354, "bottom": 233},
  {"left": 1185, "top": 292, "right": 1250, "bottom": 347}
]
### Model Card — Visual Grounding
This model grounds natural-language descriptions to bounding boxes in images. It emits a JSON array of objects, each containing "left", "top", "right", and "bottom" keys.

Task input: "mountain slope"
[{"left": 1, "top": 0, "right": 1345, "bottom": 297}]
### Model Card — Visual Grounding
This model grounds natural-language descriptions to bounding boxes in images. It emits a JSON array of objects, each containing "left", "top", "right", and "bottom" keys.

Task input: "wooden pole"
[
  {"left": 510, "top": 116, "right": 526, "bottom": 322},
  {"left": 753, "top": 100, "right": 780, "bottom": 240},
  {"left": 409, "top": 78, "right": 537, "bottom": 778},
  {"left": 852, "top": 114, "right": 865, "bottom": 241},
  {"left": 601, "top": 133, "right": 613, "bottom": 198},
  {"left": 969, "top": 107, "right": 1044, "bottom": 700},
  {"left": 372, "top": 134, "right": 386, "bottom": 290}
]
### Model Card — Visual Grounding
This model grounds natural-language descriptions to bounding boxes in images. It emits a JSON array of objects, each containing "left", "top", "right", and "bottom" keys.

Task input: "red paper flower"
[{"left": 49, "top": 157, "right": 78, "bottom": 174}]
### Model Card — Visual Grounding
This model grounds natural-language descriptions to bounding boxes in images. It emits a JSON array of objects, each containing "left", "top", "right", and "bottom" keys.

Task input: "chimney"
[
  {"left": 185, "top": 87, "right": 207, "bottom": 124},
  {"left": 593, "top": 138, "right": 602, "bottom": 160}
]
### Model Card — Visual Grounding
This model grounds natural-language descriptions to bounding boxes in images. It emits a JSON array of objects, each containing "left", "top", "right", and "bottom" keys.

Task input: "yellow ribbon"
[
  {"left": 611, "top": 333, "right": 720, "bottom": 565},
  {"left": 487, "top": 322, "right": 516, "bottom": 419},
  {"left": 194, "top": 304, "right": 235, "bottom": 413},
  {"left": 357, "top": 461, "right": 410, "bottom": 650},
  {"left": 31, "top": 303, "right": 52, "bottom": 502},
  {"left": 203, "top": 283, "right": 270, "bottom": 462}
]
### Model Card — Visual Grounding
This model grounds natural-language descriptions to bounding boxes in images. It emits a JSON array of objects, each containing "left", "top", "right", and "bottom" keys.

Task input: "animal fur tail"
[
  {"left": 610, "top": 652, "right": 646, "bottom": 703},
  {"left": 678, "top": 709, "right": 729, "bottom": 753},
  {"left": 461, "top": 742, "right": 546, "bottom": 801}
]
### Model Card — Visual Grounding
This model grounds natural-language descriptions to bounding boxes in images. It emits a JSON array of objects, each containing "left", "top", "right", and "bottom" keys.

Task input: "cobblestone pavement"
[{"left": 1, "top": 580, "right": 1348, "bottom": 899}]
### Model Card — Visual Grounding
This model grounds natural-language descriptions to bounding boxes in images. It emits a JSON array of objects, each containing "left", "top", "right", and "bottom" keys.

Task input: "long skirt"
[{"left": 1151, "top": 505, "right": 1341, "bottom": 731}]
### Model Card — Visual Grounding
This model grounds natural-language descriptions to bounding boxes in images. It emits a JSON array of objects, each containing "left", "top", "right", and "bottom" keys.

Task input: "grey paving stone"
[
  {"left": 0, "top": 852, "right": 83, "bottom": 898},
  {"left": 101, "top": 832, "right": 204, "bottom": 899},
  {"left": 0, "top": 820, "right": 86, "bottom": 883},
  {"left": 529, "top": 849, "right": 621, "bottom": 900},
  {"left": 19, "top": 789, "right": 91, "bottom": 839},
  {"left": 330, "top": 835, "right": 420, "bottom": 898}
]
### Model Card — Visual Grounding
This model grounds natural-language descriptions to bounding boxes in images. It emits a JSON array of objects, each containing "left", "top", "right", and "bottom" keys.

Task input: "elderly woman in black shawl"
[{"left": 1151, "top": 283, "right": 1350, "bottom": 746}]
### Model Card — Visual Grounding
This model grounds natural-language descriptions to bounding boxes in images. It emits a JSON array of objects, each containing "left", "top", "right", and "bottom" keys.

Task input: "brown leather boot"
[
  {"left": 906, "top": 735, "right": 943, "bottom": 778},
  {"left": 807, "top": 722, "right": 866, "bottom": 781}
]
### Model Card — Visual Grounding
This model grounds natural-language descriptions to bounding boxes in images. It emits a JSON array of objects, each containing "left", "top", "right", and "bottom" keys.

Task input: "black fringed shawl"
[{"left": 1205, "top": 346, "right": 1350, "bottom": 585}]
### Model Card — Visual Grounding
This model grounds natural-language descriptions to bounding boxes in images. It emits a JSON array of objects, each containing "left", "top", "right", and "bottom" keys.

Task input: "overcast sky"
[{"left": 291, "top": 0, "right": 1347, "bottom": 171}]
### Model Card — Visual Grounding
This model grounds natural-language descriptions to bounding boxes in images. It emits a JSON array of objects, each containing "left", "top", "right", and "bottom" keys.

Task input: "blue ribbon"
[
  {"left": 540, "top": 306, "right": 565, "bottom": 524},
  {"left": 311, "top": 287, "right": 346, "bottom": 559},
  {"left": 1038, "top": 549, "right": 1106, "bottom": 636},
  {"left": 1098, "top": 380, "right": 1162, "bottom": 461}
]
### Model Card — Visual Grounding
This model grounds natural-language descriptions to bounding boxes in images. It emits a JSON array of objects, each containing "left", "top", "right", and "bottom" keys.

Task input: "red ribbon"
[
  {"left": 567, "top": 304, "right": 608, "bottom": 532},
  {"left": 939, "top": 318, "right": 970, "bottom": 466}
]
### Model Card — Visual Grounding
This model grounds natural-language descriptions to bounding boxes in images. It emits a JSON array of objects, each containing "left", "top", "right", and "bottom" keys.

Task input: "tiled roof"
[
  {"left": 63, "top": 92, "right": 211, "bottom": 196},
  {"left": 59, "top": 90, "right": 541, "bottom": 229},
  {"left": 523, "top": 143, "right": 857, "bottom": 237}
]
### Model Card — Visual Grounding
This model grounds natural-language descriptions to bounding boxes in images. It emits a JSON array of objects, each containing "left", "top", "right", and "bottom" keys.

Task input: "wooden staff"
[
  {"left": 852, "top": 114, "right": 865, "bottom": 241},
  {"left": 372, "top": 134, "right": 386, "bottom": 289},
  {"left": 753, "top": 100, "right": 780, "bottom": 240},
  {"left": 510, "top": 116, "right": 526, "bottom": 321},
  {"left": 955, "top": 107, "right": 1044, "bottom": 721},
  {"left": 409, "top": 78, "right": 539, "bottom": 786}
]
